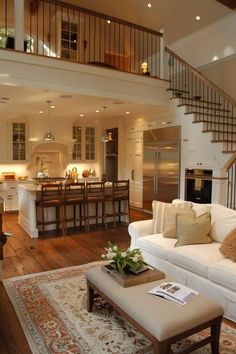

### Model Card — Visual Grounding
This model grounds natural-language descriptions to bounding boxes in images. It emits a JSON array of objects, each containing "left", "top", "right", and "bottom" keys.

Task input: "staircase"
[
  {"left": 165, "top": 47, "right": 236, "bottom": 154},
  {"left": 165, "top": 47, "right": 236, "bottom": 208}
]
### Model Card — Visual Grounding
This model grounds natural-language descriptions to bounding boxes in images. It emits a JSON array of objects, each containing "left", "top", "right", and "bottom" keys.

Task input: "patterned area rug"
[{"left": 3, "top": 262, "right": 236, "bottom": 354}]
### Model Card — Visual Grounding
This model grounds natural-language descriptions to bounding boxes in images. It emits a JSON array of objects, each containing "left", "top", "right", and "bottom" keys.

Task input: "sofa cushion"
[
  {"left": 137, "top": 234, "right": 176, "bottom": 260},
  {"left": 208, "top": 259, "right": 236, "bottom": 292},
  {"left": 175, "top": 213, "right": 212, "bottom": 247},
  {"left": 211, "top": 204, "right": 236, "bottom": 243},
  {"left": 163, "top": 207, "right": 194, "bottom": 238},
  {"left": 152, "top": 200, "right": 191, "bottom": 234},
  {"left": 219, "top": 228, "right": 236, "bottom": 262},
  {"left": 167, "top": 243, "right": 224, "bottom": 278},
  {"left": 192, "top": 203, "right": 211, "bottom": 218}
]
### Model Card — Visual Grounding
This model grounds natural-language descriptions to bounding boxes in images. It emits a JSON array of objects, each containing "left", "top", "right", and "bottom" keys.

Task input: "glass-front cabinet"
[
  {"left": 12, "top": 122, "right": 27, "bottom": 161},
  {"left": 72, "top": 125, "right": 95, "bottom": 161},
  {"left": 85, "top": 127, "right": 95, "bottom": 160}
]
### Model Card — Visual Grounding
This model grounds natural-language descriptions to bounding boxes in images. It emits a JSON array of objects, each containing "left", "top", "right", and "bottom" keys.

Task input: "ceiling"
[
  {"left": 63, "top": 0, "right": 232, "bottom": 43},
  {"left": 0, "top": 0, "right": 234, "bottom": 125}
]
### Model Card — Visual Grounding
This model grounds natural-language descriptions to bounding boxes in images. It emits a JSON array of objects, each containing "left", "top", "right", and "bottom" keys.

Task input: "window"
[{"left": 61, "top": 20, "right": 78, "bottom": 61}]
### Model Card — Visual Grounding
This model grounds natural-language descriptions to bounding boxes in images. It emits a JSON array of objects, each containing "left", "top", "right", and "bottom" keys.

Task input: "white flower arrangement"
[{"left": 101, "top": 241, "right": 146, "bottom": 275}]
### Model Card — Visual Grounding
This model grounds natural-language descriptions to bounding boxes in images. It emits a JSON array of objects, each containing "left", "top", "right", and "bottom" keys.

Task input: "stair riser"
[
  {"left": 223, "top": 141, "right": 236, "bottom": 152},
  {"left": 193, "top": 115, "right": 236, "bottom": 125},
  {"left": 211, "top": 132, "right": 236, "bottom": 141},
  {"left": 202, "top": 122, "right": 236, "bottom": 132},
  {"left": 178, "top": 99, "right": 221, "bottom": 108},
  {"left": 185, "top": 106, "right": 231, "bottom": 114}
]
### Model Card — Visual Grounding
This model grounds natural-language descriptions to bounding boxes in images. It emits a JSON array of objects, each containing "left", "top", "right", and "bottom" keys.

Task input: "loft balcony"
[{"left": 0, "top": 0, "right": 164, "bottom": 79}]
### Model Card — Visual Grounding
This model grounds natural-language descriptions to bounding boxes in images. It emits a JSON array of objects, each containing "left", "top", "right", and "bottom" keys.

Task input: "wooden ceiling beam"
[{"left": 215, "top": 0, "right": 236, "bottom": 9}]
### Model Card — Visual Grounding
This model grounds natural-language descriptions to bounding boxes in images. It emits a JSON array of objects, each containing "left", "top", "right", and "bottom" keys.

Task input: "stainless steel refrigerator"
[{"left": 143, "top": 126, "right": 180, "bottom": 211}]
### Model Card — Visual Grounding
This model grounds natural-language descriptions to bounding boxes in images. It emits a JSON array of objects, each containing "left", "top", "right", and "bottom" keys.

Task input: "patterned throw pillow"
[
  {"left": 152, "top": 200, "right": 192, "bottom": 234},
  {"left": 219, "top": 228, "right": 236, "bottom": 262},
  {"left": 175, "top": 212, "right": 212, "bottom": 247}
]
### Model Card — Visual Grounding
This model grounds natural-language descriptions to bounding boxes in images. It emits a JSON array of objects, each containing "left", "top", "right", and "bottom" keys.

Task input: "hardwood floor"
[
  {"left": 0, "top": 209, "right": 150, "bottom": 354},
  {"left": 0, "top": 209, "right": 235, "bottom": 353}
]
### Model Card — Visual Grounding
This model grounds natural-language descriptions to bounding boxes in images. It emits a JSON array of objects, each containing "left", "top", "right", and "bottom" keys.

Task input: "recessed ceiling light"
[
  {"left": 107, "top": 19, "right": 111, "bottom": 24},
  {"left": 50, "top": 105, "right": 55, "bottom": 109},
  {"left": 95, "top": 110, "right": 100, "bottom": 113},
  {"left": 80, "top": 114, "right": 85, "bottom": 117},
  {"left": 196, "top": 15, "right": 200, "bottom": 21},
  {"left": 125, "top": 111, "right": 130, "bottom": 115},
  {"left": 147, "top": 3, "right": 152, "bottom": 8},
  {"left": 39, "top": 110, "right": 44, "bottom": 114}
]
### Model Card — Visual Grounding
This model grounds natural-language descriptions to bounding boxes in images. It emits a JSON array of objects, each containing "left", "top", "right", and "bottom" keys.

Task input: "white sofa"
[{"left": 128, "top": 200, "right": 236, "bottom": 323}]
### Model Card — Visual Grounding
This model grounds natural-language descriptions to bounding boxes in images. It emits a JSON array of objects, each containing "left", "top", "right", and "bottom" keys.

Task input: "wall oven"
[{"left": 185, "top": 169, "right": 212, "bottom": 204}]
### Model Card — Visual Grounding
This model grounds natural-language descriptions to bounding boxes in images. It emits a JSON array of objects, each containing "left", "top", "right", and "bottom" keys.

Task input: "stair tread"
[
  {"left": 172, "top": 96, "right": 222, "bottom": 106},
  {"left": 193, "top": 121, "right": 236, "bottom": 126},
  {"left": 179, "top": 104, "right": 231, "bottom": 112},
  {"left": 211, "top": 139, "right": 236, "bottom": 143},
  {"left": 185, "top": 111, "right": 236, "bottom": 119},
  {"left": 167, "top": 88, "right": 189, "bottom": 94},
  {"left": 203, "top": 129, "right": 236, "bottom": 133}
]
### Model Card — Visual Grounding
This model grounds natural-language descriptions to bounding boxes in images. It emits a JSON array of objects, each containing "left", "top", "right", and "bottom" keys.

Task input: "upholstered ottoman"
[{"left": 85, "top": 266, "right": 224, "bottom": 354}]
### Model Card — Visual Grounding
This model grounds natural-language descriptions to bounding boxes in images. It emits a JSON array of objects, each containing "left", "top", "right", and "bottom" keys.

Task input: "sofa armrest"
[{"left": 128, "top": 219, "right": 153, "bottom": 249}]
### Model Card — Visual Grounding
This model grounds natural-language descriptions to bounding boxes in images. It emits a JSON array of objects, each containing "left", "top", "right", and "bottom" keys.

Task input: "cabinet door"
[
  {"left": 12, "top": 122, "right": 26, "bottom": 160},
  {"left": 72, "top": 125, "right": 95, "bottom": 161},
  {"left": 2, "top": 182, "right": 18, "bottom": 211}
]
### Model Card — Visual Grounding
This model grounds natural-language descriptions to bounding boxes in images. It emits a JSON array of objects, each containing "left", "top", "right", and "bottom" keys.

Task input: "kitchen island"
[{"left": 18, "top": 182, "right": 127, "bottom": 238}]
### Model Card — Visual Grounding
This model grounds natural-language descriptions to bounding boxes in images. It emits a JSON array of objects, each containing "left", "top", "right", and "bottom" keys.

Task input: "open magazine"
[{"left": 148, "top": 282, "right": 199, "bottom": 306}]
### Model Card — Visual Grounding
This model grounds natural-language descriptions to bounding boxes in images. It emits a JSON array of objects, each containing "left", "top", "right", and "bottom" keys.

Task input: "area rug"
[{"left": 3, "top": 262, "right": 236, "bottom": 354}]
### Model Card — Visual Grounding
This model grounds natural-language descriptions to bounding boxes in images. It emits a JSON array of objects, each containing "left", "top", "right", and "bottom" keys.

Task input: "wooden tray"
[{"left": 102, "top": 264, "right": 165, "bottom": 288}]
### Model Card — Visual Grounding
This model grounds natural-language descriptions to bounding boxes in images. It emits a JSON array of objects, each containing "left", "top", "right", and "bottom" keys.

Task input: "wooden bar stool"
[
  {"left": 63, "top": 182, "right": 86, "bottom": 234},
  {"left": 36, "top": 183, "right": 64, "bottom": 234},
  {"left": 85, "top": 182, "right": 107, "bottom": 231},
  {"left": 106, "top": 180, "right": 130, "bottom": 227}
]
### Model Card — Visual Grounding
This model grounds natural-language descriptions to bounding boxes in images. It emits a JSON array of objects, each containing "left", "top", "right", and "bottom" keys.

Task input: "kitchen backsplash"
[{"left": 0, "top": 162, "right": 100, "bottom": 180}]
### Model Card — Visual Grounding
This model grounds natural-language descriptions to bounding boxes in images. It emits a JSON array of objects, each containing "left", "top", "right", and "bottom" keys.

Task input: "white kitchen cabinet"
[
  {"left": 1, "top": 119, "right": 28, "bottom": 163},
  {"left": 0, "top": 182, "right": 18, "bottom": 211},
  {"left": 72, "top": 125, "right": 96, "bottom": 161},
  {"left": 126, "top": 131, "right": 143, "bottom": 208},
  {"left": 0, "top": 180, "right": 31, "bottom": 212}
]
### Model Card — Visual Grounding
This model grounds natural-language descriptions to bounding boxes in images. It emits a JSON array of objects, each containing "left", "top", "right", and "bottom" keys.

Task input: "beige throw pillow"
[
  {"left": 175, "top": 212, "right": 212, "bottom": 247},
  {"left": 219, "top": 228, "right": 236, "bottom": 262},
  {"left": 163, "top": 206, "right": 195, "bottom": 238},
  {"left": 152, "top": 201, "right": 192, "bottom": 234}
]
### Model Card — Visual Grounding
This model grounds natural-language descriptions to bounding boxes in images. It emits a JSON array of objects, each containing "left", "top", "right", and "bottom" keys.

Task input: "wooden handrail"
[
  {"left": 50, "top": 0, "right": 163, "bottom": 37},
  {"left": 165, "top": 47, "right": 236, "bottom": 107},
  {"left": 224, "top": 152, "right": 236, "bottom": 171}
]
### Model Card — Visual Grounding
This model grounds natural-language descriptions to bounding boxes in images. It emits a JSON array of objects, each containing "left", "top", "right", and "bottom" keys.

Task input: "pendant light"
[
  {"left": 43, "top": 100, "right": 55, "bottom": 141},
  {"left": 100, "top": 106, "right": 109, "bottom": 143}
]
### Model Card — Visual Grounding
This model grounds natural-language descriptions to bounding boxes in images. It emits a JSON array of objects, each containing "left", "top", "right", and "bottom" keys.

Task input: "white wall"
[
  {"left": 200, "top": 56, "right": 236, "bottom": 101},
  {"left": 169, "top": 13, "right": 236, "bottom": 69}
]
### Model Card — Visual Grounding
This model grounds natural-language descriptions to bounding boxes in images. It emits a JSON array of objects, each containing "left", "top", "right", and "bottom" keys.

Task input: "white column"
[
  {"left": 14, "top": 0, "right": 25, "bottom": 51},
  {"left": 159, "top": 28, "right": 165, "bottom": 79}
]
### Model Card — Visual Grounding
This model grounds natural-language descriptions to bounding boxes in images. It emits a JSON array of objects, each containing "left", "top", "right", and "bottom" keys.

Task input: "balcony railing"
[{"left": 0, "top": 0, "right": 163, "bottom": 78}]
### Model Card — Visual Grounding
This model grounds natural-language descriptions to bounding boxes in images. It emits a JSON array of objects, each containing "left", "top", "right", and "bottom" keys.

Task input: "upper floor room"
[{"left": 0, "top": 0, "right": 235, "bottom": 79}]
